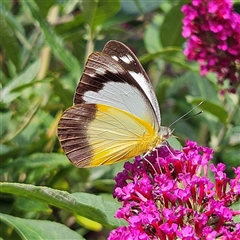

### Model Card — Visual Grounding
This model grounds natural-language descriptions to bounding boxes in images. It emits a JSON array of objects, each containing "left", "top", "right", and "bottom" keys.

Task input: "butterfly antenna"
[
  {"left": 142, "top": 152, "right": 158, "bottom": 175},
  {"left": 168, "top": 101, "right": 204, "bottom": 128}
]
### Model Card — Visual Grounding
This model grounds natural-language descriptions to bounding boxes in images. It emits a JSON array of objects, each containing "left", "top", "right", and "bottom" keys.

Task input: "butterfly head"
[{"left": 159, "top": 126, "right": 173, "bottom": 141}]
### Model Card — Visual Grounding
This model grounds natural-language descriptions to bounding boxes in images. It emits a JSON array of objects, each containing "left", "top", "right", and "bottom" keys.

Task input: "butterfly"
[{"left": 57, "top": 40, "right": 172, "bottom": 168}]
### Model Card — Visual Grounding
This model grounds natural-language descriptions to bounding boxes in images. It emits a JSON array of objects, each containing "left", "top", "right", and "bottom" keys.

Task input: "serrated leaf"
[
  {"left": 160, "top": 2, "right": 185, "bottom": 47},
  {"left": 0, "top": 182, "right": 124, "bottom": 228},
  {"left": 0, "top": 213, "right": 84, "bottom": 240}
]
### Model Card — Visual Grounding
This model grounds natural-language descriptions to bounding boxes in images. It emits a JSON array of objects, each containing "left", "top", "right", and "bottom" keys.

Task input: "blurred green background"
[{"left": 0, "top": 0, "right": 239, "bottom": 239}]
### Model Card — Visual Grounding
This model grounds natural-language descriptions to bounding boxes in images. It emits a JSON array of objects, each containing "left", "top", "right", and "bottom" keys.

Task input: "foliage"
[{"left": 0, "top": 0, "right": 239, "bottom": 239}]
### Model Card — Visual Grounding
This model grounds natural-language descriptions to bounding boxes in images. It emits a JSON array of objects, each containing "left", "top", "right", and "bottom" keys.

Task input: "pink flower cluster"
[
  {"left": 182, "top": 0, "right": 240, "bottom": 93},
  {"left": 108, "top": 140, "right": 240, "bottom": 239}
]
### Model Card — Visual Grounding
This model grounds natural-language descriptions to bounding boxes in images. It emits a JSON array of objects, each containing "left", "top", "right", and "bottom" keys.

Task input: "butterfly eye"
[{"left": 159, "top": 127, "right": 173, "bottom": 141}]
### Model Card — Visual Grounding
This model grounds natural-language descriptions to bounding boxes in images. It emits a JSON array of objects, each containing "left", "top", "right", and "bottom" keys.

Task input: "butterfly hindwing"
[{"left": 58, "top": 103, "right": 160, "bottom": 168}]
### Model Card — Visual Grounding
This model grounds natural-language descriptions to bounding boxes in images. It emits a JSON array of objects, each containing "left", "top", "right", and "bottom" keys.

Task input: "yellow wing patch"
[
  {"left": 87, "top": 104, "right": 162, "bottom": 167},
  {"left": 58, "top": 103, "right": 163, "bottom": 168},
  {"left": 58, "top": 104, "right": 162, "bottom": 167}
]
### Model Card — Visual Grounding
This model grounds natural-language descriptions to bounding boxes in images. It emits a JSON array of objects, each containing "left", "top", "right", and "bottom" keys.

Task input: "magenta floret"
[{"left": 108, "top": 140, "right": 240, "bottom": 239}]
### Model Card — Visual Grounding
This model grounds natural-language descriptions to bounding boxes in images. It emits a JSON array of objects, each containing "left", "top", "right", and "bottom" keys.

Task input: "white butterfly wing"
[{"left": 102, "top": 40, "right": 161, "bottom": 125}]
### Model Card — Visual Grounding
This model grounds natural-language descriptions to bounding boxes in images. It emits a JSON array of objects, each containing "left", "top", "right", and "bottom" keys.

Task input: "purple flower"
[
  {"left": 108, "top": 140, "right": 240, "bottom": 239},
  {"left": 182, "top": 0, "right": 240, "bottom": 93}
]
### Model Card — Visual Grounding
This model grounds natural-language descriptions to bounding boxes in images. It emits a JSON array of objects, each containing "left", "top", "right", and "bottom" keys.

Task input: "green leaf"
[
  {"left": 222, "top": 148, "right": 240, "bottom": 170},
  {"left": 24, "top": 0, "right": 81, "bottom": 79},
  {"left": 1, "top": 98, "right": 41, "bottom": 143},
  {"left": 120, "top": 0, "right": 160, "bottom": 15},
  {"left": 189, "top": 98, "right": 228, "bottom": 124},
  {"left": 0, "top": 4, "right": 20, "bottom": 69},
  {"left": 0, "top": 3, "right": 25, "bottom": 35},
  {"left": 139, "top": 47, "right": 187, "bottom": 69},
  {"left": 102, "top": 0, "right": 160, "bottom": 29},
  {"left": 54, "top": 14, "right": 85, "bottom": 36},
  {"left": 0, "top": 213, "right": 85, "bottom": 240},
  {"left": 168, "top": 137, "right": 182, "bottom": 150},
  {"left": 14, "top": 196, "right": 51, "bottom": 213},
  {"left": 160, "top": 2, "right": 185, "bottom": 47},
  {"left": 72, "top": 192, "right": 124, "bottom": 227},
  {"left": 232, "top": 201, "right": 240, "bottom": 223},
  {"left": 1, "top": 153, "right": 70, "bottom": 183},
  {"left": 176, "top": 72, "right": 228, "bottom": 123},
  {"left": 180, "top": 72, "right": 219, "bottom": 101},
  {"left": 0, "top": 60, "right": 41, "bottom": 104},
  {"left": 0, "top": 111, "right": 12, "bottom": 136},
  {"left": 35, "top": 0, "right": 55, "bottom": 17},
  {"left": 0, "top": 182, "right": 124, "bottom": 228},
  {"left": 144, "top": 14, "right": 163, "bottom": 53},
  {"left": 52, "top": 78, "right": 75, "bottom": 108},
  {"left": 2, "top": 153, "right": 69, "bottom": 169},
  {"left": 81, "top": 0, "right": 120, "bottom": 33}
]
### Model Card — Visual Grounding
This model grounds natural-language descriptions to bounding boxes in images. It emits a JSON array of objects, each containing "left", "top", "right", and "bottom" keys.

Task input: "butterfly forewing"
[
  {"left": 74, "top": 51, "right": 158, "bottom": 128},
  {"left": 102, "top": 41, "right": 161, "bottom": 125}
]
